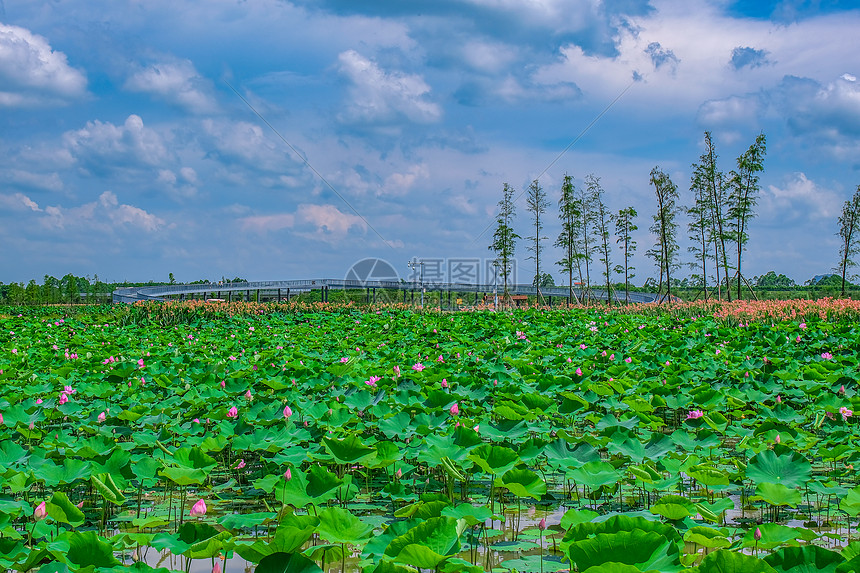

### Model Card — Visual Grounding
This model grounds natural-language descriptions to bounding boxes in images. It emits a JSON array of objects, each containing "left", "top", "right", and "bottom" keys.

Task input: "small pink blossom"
[
  {"left": 775, "top": 433, "right": 781, "bottom": 444},
  {"left": 441, "top": 378, "right": 448, "bottom": 388},
  {"left": 340, "top": 356, "right": 349, "bottom": 363},
  {"left": 840, "top": 406, "right": 853, "bottom": 420},
  {"left": 393, "top": 365, "right": 401, "bottom": 377},
  {"left": 412, "top": 362, "right": 425, "bottom": 372},
  {"left": 34, "top": 501, "right": 47, "bottom": 521},
  {"left": 575, "top": 367, "right": 582, "bottom": 376},
  {"left": 236, "top": 459, "right": 246, "bottom": 469},
  {"left": 450, "top": 403, "right": 459, "bottom": 416},
  {"left": 97, "top": 412, "right": 106, "bottom": 423},
  {"left": 245, "top": 389, "right": 253, "bottom": 400},
  {"left": 538, "top": 517, "right": 547, "bottom": 531},
  {"left": 822, "top": 352, "right": 833, "bottom": 360},
  {"left": 686, "top": 409, "right": 704, "bottom": 420},
  {"left": 624, "top": 357, "right": 632, "bottom": 363},
  {"left": 190, "top": 499, "right": 207, "bottom": 517},
  {"left": 283, "top": 405, "right": 293, "bottom": 418},
  {"left": 227, "top": 406, "right": 238, "bottom": 419},
  {"left": 284, "top": 468, "right": 292, "bottom": 481}
]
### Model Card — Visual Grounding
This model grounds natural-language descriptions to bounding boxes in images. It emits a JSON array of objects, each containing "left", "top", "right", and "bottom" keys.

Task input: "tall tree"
[
  {"left": 687, "top": 164, "right": 713, "bottom": 300},
  {"left": 525, "top": 179, "right": 550, "bottom": 303},
  {"left": 698, "top": 132, "right": 732, "bottom": 301},
  {"left": 647, "top": 167, "right": 681, "bottom": 302},
  {"left": 576, "top": 181, "right": 595, "bottom": 301},
  {"left": 835, "top": 185, "right": 860, "bottom": 297},
  {"left": 555, "top": 174, "right": 581, "bottom": 304},
  {"left": 612, "top": 206, "right": 638, "bottom": 303},
  {"left": 728, "top": 133, "right": 767, "bottom": 300},
  {"left": 489, "top": 183, "right": 519, "bottom": 305},
  {"left": 588, "top": 175, "right": 613, "bottom": 305}
]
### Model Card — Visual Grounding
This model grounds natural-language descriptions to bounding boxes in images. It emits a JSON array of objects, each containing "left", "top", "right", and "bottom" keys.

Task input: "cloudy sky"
[{"left": 1, "top": 0, "right": 859, "bottom": 286}]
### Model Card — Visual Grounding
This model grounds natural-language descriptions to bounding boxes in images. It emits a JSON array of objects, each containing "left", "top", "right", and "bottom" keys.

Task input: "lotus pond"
[{"left": 2, "top": 299, "right": 860, "bottom": 573}]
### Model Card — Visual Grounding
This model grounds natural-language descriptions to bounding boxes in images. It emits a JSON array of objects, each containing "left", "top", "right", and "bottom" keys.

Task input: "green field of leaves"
[{"left": 2, "top": 300, "right": 860, "bottom": 573}]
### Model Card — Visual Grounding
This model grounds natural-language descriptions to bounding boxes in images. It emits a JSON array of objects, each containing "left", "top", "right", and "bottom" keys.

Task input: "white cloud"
[
  {"left": 64, "top": 114, "right": 172, "bottom": 172},
  {"left": 5, "top": 169, "right": 64, "bottom": 193},
  {"left": 125, "top": 58, "right": 218, "bottom": 114},
  {"left": 380, "top": 164, "right": 429, "bottom": 196},
  {"left": 239, "top": 203, "right": 367, "bottom": 244},
  {"left": 337, "top": 50, "right": 442, "bottom": 126},
  {"left": 761, "top": 172, "right": 841, "bottom": 223},
  {"left": 0, "top": 23, "right": 87, "bottom": 106},
  {"left": 0, "top": 192, "right": 41, "bottom": 212},
  {"left": 41, "top": 191, "right": 164, "bottom": 233}
]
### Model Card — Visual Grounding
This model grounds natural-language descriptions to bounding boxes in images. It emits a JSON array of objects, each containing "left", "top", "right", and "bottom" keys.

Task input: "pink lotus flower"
[
  {"left": 393, "top": 365, "right": 401, "bottom": 377},
  {"left": 212, "top": 562, "right": 222, "bottom": 573},
  {"left": 799, "top": 322, "right": 807, "bottom": 329},
  {"left": 190, "top": 499, "right": 207, "bottom": 517},
  {"left": 137, "top": 358, "right": 145, "bottom": 368},
  {"left": 97, "top": 412, "right": 106, "bottom": 423},
  {"left": 776, "top": 395, "right": 782, "bottom": 404},
  {"left": 686, "top": 410, "right": 704, "bottom": 420},
  {"left": 220, "top": 380, "right": 226, "bottom": 388},
  {"left": 754, "top": 527, "right": 762, "bottom": 541},
  {"left": 575, "top": 367, "right": 582, "bottom": 376},
  {"left": 340, "top": 356, "right": 349, "bottom": 363},
  {"left": 245, "top": 389, "right": 253, "bottom": 400},
  {"left": 441, "top": 379, "right": 448, "bottom": 388},
  {"left": 775, "top": 433, "right": 781, "bottom": 444},
  {"left": 236, "top": 459, "right": 246, "bottom": 469},
  {"left": 840, "top": 406, "right": 853, "bottom": 420},
  {"left": 284, "top": 468, "right": 292, "bottom": 481},
  {"left": 437, "top": 355, "right": 444, "bottom": 362},
  {"left": 395, "top": 468, "right": 402, "bottom": 479},
  {"left": 839, "top": 385, "right": 846, "bottom": 394},
  {"left": 36, "top": 398, "right": 43, "bottom": 404},
  {"left": 226, "top": 406, "right": 238, "bottom": 419},
  {"left": 34, "top": 501, "right": 47, "bottom": 521},
  {"left": 450, "top": 403, "right": 459, "bottom": 416},
  {"left": 412, "top": 363, "right": 425, "bottom": 372},
  {"left": 538, "top": 517, "right": 547, "bottom": 531},
  {"left": 283, "top": 405, "right": 293, "bottom": 418},
  {"left": 624, "top": 357, "right": 632, "bottom": 363},
  {"left": 0, "top": 412, "right": 3, "bottom": 424},
  {"left": 822, "top": 352, "right": 833, "bottom": 360},
  {"left": 365, "top": 375, "right": 381, "bottom": 388},
  {"left": 76, "top": 501, "right": 84, "bottom": 509}
]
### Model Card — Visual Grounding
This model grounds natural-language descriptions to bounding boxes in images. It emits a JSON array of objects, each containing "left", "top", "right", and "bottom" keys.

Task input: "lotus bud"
[
  {"left": 538, "top": 517, "right": 547, "bottom": 531},
  {"left": 285, "top": 468, "right": 292, "bottom": 481},
  {"left": 754, "top": 527, "right": 762, "bottom": 541},
  {"left": 190, "top": 499, "right": 207, "bottom": 517},
  {"left": 34, "top": 501, "right": 47, "bottom": 521}
]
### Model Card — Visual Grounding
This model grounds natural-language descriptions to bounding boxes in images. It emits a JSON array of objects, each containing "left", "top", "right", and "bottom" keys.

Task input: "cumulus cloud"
[
  {"left": 5, "top": 169, "right": 64, "bottom": 193},
  {"left": 337, "top": 50, "right": 442, "bottom": 126},
  {"left": 41, "top": 191, "right": 165, "bottom": 233},
  {"left": 380, "top": 164, "right": 429, "bottom": 196},
  {"left": 0, "top": 23, "right": 87, "bottom": 106},
  {"left": 730, "top": 46, "right": 772, "bottom": 70},
  {"left": 125, "top": 58, "right": 218, "bottom": 114},
  {"left": 644, "top": 41, "right": 679, "bottom": 72},
  {"left": 240, "top": 203, "right": 367, "bottom": 243},
  {"left": 64, "top": 114, "right": 172, "bottom": 174},
  {"left": 0, "top": 192, "right": 41, "bottom": 212},
  {"left": 761, "top": 172, "right": 842, "bottom": 224},
  {"left": 771, "top": 73, "right": 860, "bottom": 140}
]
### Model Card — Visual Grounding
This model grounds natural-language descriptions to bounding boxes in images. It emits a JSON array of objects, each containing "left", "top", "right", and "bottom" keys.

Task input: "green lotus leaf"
[
  {"left": 747, "top": 449, "right": 811, "bottom": 488},
  {"left": 697, "top": 549, "right": 779, "bottom": 572},
  {"left": 64, "top": 531, "right": 121, "bottom": 568},
  {"left": 384, "top": 516, "right": 463, "bottom": 569},
  {"left": 753, "top": 482, "right": 802, "bottom": 508},
  {"left": 45, "top": 491, "right": 84, "bottom": 527},
  {"left": 650, "top": 494, "right": 696, "bottom": 520},
  {"left": 256, "top": 551, "right": 324, "bottom": 573},
  {"left": 764, "top": 545, "right": 844, "bottom": 573},
  {"left": 500, "top": 468, "right": 546, "bottom": 500},
  {"left": 323, "top": 434, "right": 378, "bottom": 465},
  {"left": 316, "top": 506, "right": 374, "bottom": 545},
  {"left": 567, "top": 530, "right": 682, "bottom": 572},
  {"left": 468, "top": 444, "right": 520, "bottom": 476}
]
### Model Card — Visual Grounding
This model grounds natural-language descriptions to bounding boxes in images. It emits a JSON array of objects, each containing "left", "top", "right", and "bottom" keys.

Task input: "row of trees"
[
  {"left": 490, "top": 174, "right": 640, "bottom": 304},
  {"left": 489, "top": 131, "right": 777, "bottom": 303}
]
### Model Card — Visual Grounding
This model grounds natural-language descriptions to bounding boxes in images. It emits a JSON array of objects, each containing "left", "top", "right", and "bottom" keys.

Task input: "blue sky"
[{"left": 1, "top": 0, "right": 859, "bottom": 286}]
